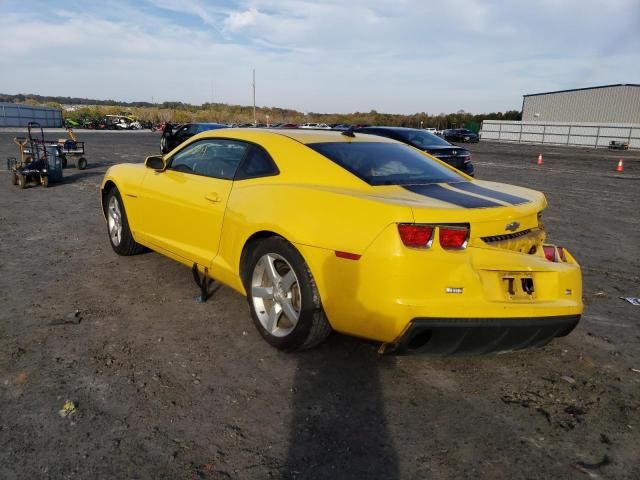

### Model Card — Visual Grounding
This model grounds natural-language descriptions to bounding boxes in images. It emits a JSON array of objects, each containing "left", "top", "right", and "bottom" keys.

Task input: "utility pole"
[{"left": 252, "top": 69, "right": 256, "bottom": 125}]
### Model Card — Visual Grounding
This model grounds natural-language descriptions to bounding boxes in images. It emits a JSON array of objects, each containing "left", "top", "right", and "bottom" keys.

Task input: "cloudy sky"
[{"left": 1, "top": 0, "right": 639, "bottom": 114}]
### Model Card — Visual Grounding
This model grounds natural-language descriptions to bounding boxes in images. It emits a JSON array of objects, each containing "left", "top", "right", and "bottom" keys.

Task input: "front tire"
[
  {"left": 245, "top": 237, "right": 331, "bottom": 351},
  {"left": 77, "top": 157, "right": 87, "bottom": 170},
  {"left": 105, "top": 187, "right": 145, "bottom": 255}
]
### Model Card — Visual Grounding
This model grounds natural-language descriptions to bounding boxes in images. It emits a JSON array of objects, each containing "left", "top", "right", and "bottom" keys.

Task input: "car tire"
[
  {"left": 61, "top": 156, "right": 68, "bottom": 169},
  {"left": 11, "top": 172, "right": 17, "bottom": 186},
  {"left": 17, "top": 173, "right": 26, "bottom": 189},
  {"left": 105, "top": 187, "right": 145, "bottom": 256},
  {"left": 245, "top": 237, "right": 332, "bottom": 351},
  {"left": 41, "top": 175, "right": 49, "bottom": 188},
  {"left": 77, "top": 157, "right": 87, "bottom": 170}
]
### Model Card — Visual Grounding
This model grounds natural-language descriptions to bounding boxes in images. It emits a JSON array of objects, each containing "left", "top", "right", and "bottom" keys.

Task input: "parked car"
[
  {"left": 299, "top": 123, "right": 331, "bottom": 129},
  {"left": 442, "top": 128, "right": 479, "bottom": 143},
  {"left": 355, "top": 126, "right": 474, "bottom": 176},
  {"left": 160, "top": 122, "right": 227, "bottom": 153},
  {"left": 102, "top": 115, "right": 139, "bottom": 130},
  {"left": 101, "top": 129, "right": 582, "bottom": 353}
]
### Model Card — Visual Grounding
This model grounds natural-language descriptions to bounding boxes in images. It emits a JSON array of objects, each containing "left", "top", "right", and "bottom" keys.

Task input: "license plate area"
[{"left": 502, "top": 272, "right": 535, "bottom": 300}]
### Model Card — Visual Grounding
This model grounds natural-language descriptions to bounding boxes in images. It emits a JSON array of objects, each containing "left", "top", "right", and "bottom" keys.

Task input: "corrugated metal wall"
[
  {"left": 522, "top": 85, "right": 640, "bottom": 123},
  {"left": 0, "top": 103, "right": 63, "bottom": 127},
  {"left": 481, "top": 120, "right": 640, "bottom": 149}
]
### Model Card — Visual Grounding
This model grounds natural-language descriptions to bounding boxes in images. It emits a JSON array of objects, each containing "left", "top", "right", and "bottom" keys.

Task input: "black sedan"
[
  {"left": 354, "top": 126, "right": 474, "bottom": 176},
  {"left": 161, "top": 123, "right": 227, "bottom": 153},
  {"left": 441, "top": 128, "right": 479, "bottom": 143}
]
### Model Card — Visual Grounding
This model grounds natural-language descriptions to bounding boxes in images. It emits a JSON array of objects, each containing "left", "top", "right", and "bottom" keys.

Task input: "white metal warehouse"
[
  {"left": 522, "top": 84, "right": 640, "bottom": 123},
  {"left": 0, "top": 102, "right": 63, "bottom": 127},
  {"left": 482, "top": 84, "right": 640, "bottom": 149}
]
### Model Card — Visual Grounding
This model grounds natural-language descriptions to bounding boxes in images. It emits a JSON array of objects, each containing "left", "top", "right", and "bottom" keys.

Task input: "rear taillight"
[
  {"left": 398, "top": 224, "right": 434, "bottom": 248},
  {"left": 543, "top": 245, "right": 568, "bottom": 262},
  {"left": 543, "top": 245, "right": 556, "bottom": 261},
  {"left": 462, "top": 154, "right": 472, "bottom": 164},
  {"left": 439, "top": 226, "right": 469, "bottom": 250}
]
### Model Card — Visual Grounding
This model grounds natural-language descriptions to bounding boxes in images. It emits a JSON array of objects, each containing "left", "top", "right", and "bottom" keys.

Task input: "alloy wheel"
[
  {"left": 107, "top": 196, "right": 123, "bottom": 246},
  {"left": 251, "top": 253, "right": 301, "bottom": 337}
]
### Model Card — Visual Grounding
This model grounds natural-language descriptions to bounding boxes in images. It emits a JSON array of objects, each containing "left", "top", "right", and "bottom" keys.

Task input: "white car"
[{"left": 299, "top": 123, "right": 331, "bottom": 129}]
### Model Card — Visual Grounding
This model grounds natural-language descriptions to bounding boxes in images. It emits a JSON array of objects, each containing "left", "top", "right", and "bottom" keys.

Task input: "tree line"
[{"left": 1, "top": 93, "right": 521, "bottom": 130}]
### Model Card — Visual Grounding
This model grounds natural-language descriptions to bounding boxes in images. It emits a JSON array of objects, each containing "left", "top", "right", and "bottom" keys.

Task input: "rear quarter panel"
[
  {"left": 208, "top": 130, "right": 415, "bottom": 293},
  {"left": 213, "top": 180, "right": 414, "bottom": 294}
]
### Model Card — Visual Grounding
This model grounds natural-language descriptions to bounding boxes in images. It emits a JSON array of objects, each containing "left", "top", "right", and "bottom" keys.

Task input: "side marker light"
[{"left": 335, "top": 251, "right": 361, "bottom": 260}]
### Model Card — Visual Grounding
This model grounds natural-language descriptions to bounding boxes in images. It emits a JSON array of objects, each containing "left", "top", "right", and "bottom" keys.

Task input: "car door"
[{"left": 137, "top": 138, "right": 249, "bottom": 267}]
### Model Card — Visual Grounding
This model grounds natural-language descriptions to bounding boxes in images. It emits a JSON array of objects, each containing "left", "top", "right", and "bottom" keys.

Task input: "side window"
[
  {"left": 169, "top": 139, "right": 248, "bottom": 179},
  {"left": 235, "top": 145, "right": 279, "bottom": 180}
]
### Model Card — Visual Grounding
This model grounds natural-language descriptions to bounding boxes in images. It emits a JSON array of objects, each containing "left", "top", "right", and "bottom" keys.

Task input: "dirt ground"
[{"left": 0, "top": 129, "right": 639, "bottom": 480}]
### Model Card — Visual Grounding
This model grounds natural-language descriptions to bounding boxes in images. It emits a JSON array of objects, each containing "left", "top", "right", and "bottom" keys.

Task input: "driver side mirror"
[{"left": 145, "top": 155, "right": 166, "bottom": 171}]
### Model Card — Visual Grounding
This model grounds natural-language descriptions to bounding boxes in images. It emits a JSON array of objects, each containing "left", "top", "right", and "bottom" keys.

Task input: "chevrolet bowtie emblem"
[{"left": 505, "top": 221, "right": 520, "bottom": 232}]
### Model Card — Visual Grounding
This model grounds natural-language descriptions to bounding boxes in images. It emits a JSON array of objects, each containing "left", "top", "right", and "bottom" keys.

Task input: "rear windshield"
[
  {"left": 307, "top": 142, "right": 463, "bottom": 186},
  {"left": 396, "top": 130, "right": 451, "bottom": 148}
]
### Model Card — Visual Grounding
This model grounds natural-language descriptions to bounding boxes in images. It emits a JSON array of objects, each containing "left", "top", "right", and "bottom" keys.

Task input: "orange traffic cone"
[
  {"left": 537, "top": 153, "right": 543, "bottom": 165},
  {"left": 616, "top": 159, "right": 624, "bottom": 172}
]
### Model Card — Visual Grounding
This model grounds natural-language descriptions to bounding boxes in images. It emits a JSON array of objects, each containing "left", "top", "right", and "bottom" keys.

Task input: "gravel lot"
[{"left": 1, "top": 130, "right": 639, "bottom": 479}]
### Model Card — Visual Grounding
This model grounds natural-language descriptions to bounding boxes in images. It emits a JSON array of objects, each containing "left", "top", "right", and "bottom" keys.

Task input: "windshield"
[
  {"left": 397, "top": 130, "right": 451, "bottom": 149},
  {"left": 307, "top": 142, "right": 463, "bottom": 186}
]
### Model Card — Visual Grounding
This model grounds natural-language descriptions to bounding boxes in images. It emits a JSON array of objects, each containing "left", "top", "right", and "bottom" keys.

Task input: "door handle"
[{"left": 204, "top": 192, "right": 221, "bottom": 203}]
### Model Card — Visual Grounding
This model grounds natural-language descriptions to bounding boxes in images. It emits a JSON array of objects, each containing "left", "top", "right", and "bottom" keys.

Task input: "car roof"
[
  {"left": 357, "top": 126, "right": 428, "bottom": 133},
  {"left": 202, "top": 128, "right": 398, "bottom": 145}
]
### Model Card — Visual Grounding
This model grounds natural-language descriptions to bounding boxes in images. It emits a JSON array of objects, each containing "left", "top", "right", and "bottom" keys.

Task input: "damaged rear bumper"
[{"left": 382, "top": 315, "right": 580, "bottom": 355}]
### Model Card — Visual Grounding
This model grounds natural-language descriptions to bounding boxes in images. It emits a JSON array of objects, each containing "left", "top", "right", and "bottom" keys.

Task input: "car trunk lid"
[
  {"left": 424, "top": 146, "right": 469, "bottom": 169},
  {"left": 385, "top": 180, "right": 546, "bottom": 242}
]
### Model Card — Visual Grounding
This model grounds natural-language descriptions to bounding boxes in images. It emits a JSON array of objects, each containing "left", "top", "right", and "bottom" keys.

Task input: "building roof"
[
  {"left": 0, "top": 102, "right": 62, "bottom": 110},
  {"left": 523, "top": 84, "right": 640, "bottom": 98}
]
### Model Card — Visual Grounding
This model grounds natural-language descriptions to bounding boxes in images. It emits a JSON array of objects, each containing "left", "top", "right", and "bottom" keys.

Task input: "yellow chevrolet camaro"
[{"left": 100, "top": 129, "right": 582, "bottom": 354}]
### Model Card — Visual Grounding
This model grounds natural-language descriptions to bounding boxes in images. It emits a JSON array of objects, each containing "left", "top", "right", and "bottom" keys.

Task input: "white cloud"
[
  {"left": 224, "top": 7, "right": 260, "bottom": 31},
  {"left": 0, "top": 0, "right": 638, "bottom": 114}
]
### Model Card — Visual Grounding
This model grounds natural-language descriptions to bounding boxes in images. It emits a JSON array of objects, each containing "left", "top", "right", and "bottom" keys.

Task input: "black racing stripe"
[
  {"left": 449, "top": 182, "right": 530, "bottom": 205},
  {"left": 403, "top": 184, "right": 502, "bottom": 208}
]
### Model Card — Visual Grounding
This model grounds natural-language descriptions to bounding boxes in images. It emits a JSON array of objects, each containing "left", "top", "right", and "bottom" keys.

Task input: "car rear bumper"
[
  {"left": 382, "top": 314, "right": 580, "bottom": 355},
  {"left": 297, "top": 223, "right": 583, "bottom": 348}
]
